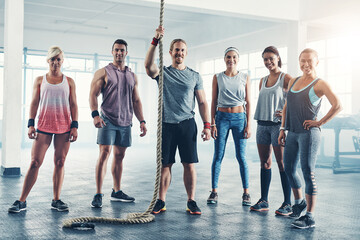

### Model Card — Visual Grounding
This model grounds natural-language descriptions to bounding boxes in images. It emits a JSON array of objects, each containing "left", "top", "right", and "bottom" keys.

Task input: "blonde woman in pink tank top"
[{"left": 8, "top": 46, "right": 79, "bottom": 213}]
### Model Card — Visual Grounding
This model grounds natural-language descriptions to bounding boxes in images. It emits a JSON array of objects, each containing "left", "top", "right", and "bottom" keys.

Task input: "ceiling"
[{"left": 0, "top": 0, "right": 282, "bottom": 47}]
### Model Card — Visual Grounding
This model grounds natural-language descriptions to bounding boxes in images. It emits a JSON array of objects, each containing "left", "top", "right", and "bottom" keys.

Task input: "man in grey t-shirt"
[{"left": 145, "top": 26, "right": 211, "bottom": 215}]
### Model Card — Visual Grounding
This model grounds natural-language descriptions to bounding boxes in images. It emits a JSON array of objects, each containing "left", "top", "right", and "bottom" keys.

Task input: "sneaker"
[
  {"left": 242, "top": 193, "right": 251, "bottom": 206},
  {"left": 291, "top": 215, "right": 315, "bottom": 229},
  {"left": 250, "top": 199, "right": 269, "bottom": 211},
  {"left": 290, "top": 199, "right": 307, "bottom": 218},
  {"left": 8, "top": 200, "right": 27, "bottom": 213},
  {"left": 207, "top": 191, "right": 218, "bottom": 204},
  {"left": 51, "top": 199, "right": 69, "bottom": 212},
  {"left": 275, "top": 202, "right": 293, "bottom": 216},
  {"left": 110, "top": 189, "right": 135, "bottom": 202},
  {"left": 152, "top": 199, "right": 166, "bottom": 214},
  {"left": 91, "top": 193, "right": 103, "bottom": 208},
  {"left": 186, "top": 200, "right": 201, "bottom": 215}
]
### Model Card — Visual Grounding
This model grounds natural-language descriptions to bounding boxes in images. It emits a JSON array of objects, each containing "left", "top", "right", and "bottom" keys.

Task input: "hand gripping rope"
[{"left": 62, "top": 0, "right": 165, "bottom": 229}]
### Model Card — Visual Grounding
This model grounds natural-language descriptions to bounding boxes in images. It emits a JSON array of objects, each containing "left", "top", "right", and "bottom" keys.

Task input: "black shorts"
[
  {"left": 36, "top": 129, "right": 70, "bottom": 136},
  {"left": 162, "top": 118, "right": 198, "bottom": 165}
]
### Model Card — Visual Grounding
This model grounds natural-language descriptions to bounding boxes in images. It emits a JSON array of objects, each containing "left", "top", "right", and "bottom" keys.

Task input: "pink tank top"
[{"left": 37, "top": 74, "right": 71, "bottom": 134}]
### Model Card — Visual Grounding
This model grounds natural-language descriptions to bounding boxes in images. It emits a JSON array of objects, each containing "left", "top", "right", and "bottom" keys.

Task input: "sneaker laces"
[{"left": 209, "top": 192, "right": 217, "bottom": 199}]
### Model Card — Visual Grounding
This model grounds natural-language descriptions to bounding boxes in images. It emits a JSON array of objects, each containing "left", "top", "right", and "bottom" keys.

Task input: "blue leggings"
[
  {"left": 211, "top": 111, "right": 249, "bottom": 189},
  {"left": 284, "top": 129, "right": 320, "bottom": 195}
]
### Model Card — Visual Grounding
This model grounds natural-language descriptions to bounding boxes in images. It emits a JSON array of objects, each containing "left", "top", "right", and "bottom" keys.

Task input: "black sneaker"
[
  {"left": 91, "top": 193, "right": 103, "bottom": 208},
  {"left": 152, "top": 199, "right": 166, "bottom": 214},
  {"left": 51, "top": 199, "right": 69, "bottom": 212},
  {"left": 291, "top": 215, "right": 315, "bottom": 229},
  {"left": 186, "top": 200, "right": 201, "bottom": 215},
  {"left": 207, "top": 191, "right": 218, "bottom": 204},
  {"left": 242, "top": 193, "right": 251, "bottom": 206},
  {"left": 290, "top": 199, "right": 307, "bottom": 218},
  {"left": 275, "top": 202, "right": 293, "bottom": 216},
  {"left": 8, "top": 200, "right": 27, "bottom": 213},
  {"left": 250, "top": 199, "right": 269, "bottom": 212},
  {"left": 110, "top": 189, "right": 135, "bottom": 202}
]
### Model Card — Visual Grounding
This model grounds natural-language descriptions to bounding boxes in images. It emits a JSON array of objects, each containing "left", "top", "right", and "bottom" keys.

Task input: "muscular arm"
[
  {"left": 303, "top": 79, "right": 342, "bottom": 129},
  {"left": 68, "top": 77, "right": 78, "bottom": 142},
  {"left": 132, "top": 74, "right": 147, "bottom": 137},
  {"left": 244, "top": 75, "right": 251, "bottom": 138},
  {"left": 211, "top": 75, "right": 218, "bottom": 139},
  {"left": 278, "top": 77, "right": 296, "bottom": 145},
  {"left": 144, "top": 26, "right": 163, "bottom": 79},
  {"left": 89, "top": 68, "right": 106, "bottom": 128},
  {"left": 195, "top": 89, "right": 211, "bottom": 141},
  {"left": 28, "top": 76, "right": 42, "bottom": 139}
]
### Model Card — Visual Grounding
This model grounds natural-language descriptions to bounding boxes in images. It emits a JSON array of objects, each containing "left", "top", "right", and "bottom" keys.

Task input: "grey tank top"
[
  {"left": 285, "top": 77, "right": 322, "bottom": 133},
  {"left": 101, "top": 64, "right": 135, "bottom": 126},
  {"left": 254, "top": 72, "right": 286, "bottom": 123},
  {"left": 216, "top": 71, "right": 247, "bottom": 108}
]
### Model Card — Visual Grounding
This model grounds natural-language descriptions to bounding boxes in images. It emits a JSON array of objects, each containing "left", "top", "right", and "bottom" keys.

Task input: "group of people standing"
[{"left": 7, "top": 25, "right": 341, "bottom": 230}]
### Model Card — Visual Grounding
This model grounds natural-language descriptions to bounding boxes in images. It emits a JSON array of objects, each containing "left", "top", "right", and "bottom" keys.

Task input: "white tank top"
[{"left": 37, "top": 74, "right": 71, "bottom": 134}]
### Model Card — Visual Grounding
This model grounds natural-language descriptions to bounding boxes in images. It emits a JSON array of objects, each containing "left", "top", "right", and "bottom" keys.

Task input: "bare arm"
[
  {"left": 283, "top": 73, "right": 292, "bottom": 91},
  {"left": 303, "top": 79, "right": 342, "bottom": 130},
  {"left": 195, "top": 89, "right": 211, "bottom": 141},
  {"left": 28, "top": 76, "right": 42, "bottom": 139},
  {"left": 244, "top": 74, "right": 251, "bottom": 139},
  {"left": 278, "top": 77, "right": 296, "bottom": 146},
  {"left": 68, "top": 77, "right": 78, "bottom": 142},
  {"left": 144, "top": 26, "right": 164, "bottom": 78},
  {"left": 211, "top": 75, "right": 218, "bottom": 139},
  {"left": 258, "top": 77, "right": 263, "bottom": 91},
  {"left": 89, "top": 68, "right": 106, "bottom": 128},
  {"left": 132, "top": 74, "right": 147, "bottom": 137}
]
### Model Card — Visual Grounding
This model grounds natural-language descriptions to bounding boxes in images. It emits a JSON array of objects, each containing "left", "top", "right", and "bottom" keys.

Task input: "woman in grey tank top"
[
  {"left": 251, "top": 46, "right": 293, "bottom": 216},
  {"left": 278, "top": 48, "right": 341, "bottom": 229},
  {"left": 207, "top": 47, "right": 252, "bottom": 206}
]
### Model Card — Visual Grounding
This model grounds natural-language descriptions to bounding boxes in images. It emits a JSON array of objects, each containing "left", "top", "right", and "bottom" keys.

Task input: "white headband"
[{"left": 224, "top": 47, "right": 239, "bottom": 56}]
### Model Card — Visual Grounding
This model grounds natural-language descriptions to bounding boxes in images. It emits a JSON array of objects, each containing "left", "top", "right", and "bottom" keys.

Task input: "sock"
[
  {"left": 295, "top": 198, "right": 304, "bottom": 205},
  {"left": 280, "top": 171, "right": 291, "bottom": 205},
  {"left": 260, "top": 168, "right": 271, "bottom": 201},
  {"left": 306, "top": 211, "right": 314, "bottom": 219}
]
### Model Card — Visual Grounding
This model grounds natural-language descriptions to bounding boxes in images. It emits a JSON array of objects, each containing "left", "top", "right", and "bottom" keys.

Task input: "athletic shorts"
[
  {"left": 36, "top": 129, "right": 70, "bottom": 136},
  {"left": 162, "top": 118, "right": 198, "bottom": 165},
  {"left": 256, "top": 121, "right": 281, "bottom": 146},
  {"left": 97, "top": 115, "right": 132, "bottom": 147}
]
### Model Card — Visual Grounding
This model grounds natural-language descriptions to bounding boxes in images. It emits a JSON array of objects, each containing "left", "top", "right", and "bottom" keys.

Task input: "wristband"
[
  {"left": 210, "top": 124, "right": 216, "bottom": 127},
  {"left": 280, "top": 126, "right": 285, "bottom": 131},
  {"left": 91, "top": 110, "right": 100, "bottom": 118},
  {"left": 151, "top": 37, "right": 159, "bottom": 46},
  {"left": 71, "top": 121, "right": 79, "bottom": 129},
  {"left": 140, "top": 120, "right": 146, "bottom": 124},
  {"left": 204, "top": 122, "right": 211, "bottom": 130},
  {"left": 28, "top": 119, "right": 35, "bottom": 128}
]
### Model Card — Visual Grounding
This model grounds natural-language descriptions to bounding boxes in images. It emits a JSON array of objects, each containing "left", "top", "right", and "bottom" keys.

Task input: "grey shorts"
[
  {"left": 256, "top": 121, "right": 281, "bottom": 146},
  {"left": 97, "top": 115, "right": 132, "bottom": 147}
]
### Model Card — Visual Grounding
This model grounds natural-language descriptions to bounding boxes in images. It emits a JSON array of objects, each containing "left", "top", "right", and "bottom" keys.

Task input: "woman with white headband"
[{"left": 207, "top": 47, "right": 252, "bottom": 206}]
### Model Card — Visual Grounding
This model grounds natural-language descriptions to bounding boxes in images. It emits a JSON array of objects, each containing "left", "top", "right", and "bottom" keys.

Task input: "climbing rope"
[{"left": 63, "top": 0, "right": 165, "bottom": 228}]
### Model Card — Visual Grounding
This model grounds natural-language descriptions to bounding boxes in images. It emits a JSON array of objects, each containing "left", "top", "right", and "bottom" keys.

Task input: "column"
[
  {"left": 1, "top": 0, "right": 24, "bottom": 177},
  {"left": 287, "top": 21, "right": 307, "bottom": 77}
]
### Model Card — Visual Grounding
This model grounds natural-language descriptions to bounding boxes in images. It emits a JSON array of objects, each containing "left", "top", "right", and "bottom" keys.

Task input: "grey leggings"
[{"left": 284, "top": 128, "right": 320, "bottom": 195}]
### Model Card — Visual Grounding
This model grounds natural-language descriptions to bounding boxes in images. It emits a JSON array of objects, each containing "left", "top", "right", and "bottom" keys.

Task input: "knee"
[
  {"left": 99, "top": 148, "right": 111, "bottom": 162},
  {"left": 30, "top": 159, "right": 41, "bottom": 169},
  {"left": 55, "top": 157, "right": 66, "bottom": 168},
  {"left": 261, "top": 160, "right": 272, "bottom": 169},
  {"left": 276, "top": 161, "right": 285, "bottom": 172},
  {"left": 114, "top": 152, "right": 125, "bottom": 161}
]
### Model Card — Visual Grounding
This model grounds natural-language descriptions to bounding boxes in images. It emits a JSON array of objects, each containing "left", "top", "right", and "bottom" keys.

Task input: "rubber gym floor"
[{"left": 1, "top": 143, "right": 359, "bottom": 240}]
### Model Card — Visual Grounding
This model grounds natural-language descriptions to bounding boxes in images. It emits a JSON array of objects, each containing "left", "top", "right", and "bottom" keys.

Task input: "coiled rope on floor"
[{"left": 63, "top": 0, "right": 165, "bottom": 228}]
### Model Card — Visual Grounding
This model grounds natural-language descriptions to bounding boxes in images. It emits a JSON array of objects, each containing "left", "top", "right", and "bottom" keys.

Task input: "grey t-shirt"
[{"left": 154, "top": 65, "right": 203, "bottom": 123}]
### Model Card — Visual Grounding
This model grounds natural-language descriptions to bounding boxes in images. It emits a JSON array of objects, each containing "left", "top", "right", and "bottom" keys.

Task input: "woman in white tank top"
[
  {"left": 207, "top": 47, "right": 252, "bottom": 206},
  {"left": 251, "top": 46, "right": 293, "bottom": 215},
  {"left": 8, "top": 46, "right": 79, "bottom": 213}
]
